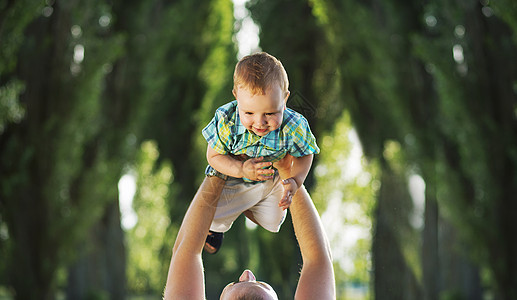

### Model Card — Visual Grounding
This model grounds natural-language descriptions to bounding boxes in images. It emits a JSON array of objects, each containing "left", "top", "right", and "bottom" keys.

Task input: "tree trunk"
[
  {"left": 422, "top": 180, "right": 439, "bottom": 300},
  {"left": 373, "top": 161, "right": 421, "bottom": 300},
  {"left": 438, "top": 218, "right": 482, "bottom": 300},
  {"left": 66, "top": 200, "right": 126, "bottom": 300},
  {"left": 7, "top": 192, "right": 57, "bottom": 300}
]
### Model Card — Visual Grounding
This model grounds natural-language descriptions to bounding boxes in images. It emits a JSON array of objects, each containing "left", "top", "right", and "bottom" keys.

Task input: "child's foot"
[{"left": 204, "top": 231, "right": 224, "bottom": 254}]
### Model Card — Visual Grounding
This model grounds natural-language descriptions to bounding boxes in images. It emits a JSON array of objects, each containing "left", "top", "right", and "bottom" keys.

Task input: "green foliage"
[
  {"left": 1, "top": 0, "right": 515, "bottom": 298},
  {"left": 33, "top": 2, "right": 126, "bottom": 265},
  {"left": 0, "top": 0, "right": 43, "bottom": 75},
  {"left": 195, "top": 0, "right": 237, "bottom": 162},
  {"left": 311, "top": 112, "right": 377, "bottom": 294},
  {"left": 491, "top": 0, "right": 517, "bottom": 37},
  {"left": 126, "top": 141, "right": 173, "bottom": 295},
  {"left": 309, "top": 0, "right": 517, "bottom": 298},
  {"left": 85, "top": 289, "right": 110, "bottom": 300},
  {"left": 383, "top": 140, "right": 423, "bottom": 284},
  {"left": 0, "top": 80, "right": 25, "bottom": 133},
  {"left": 141, "top": 0, "right": 236, "bottom": 204},
  {"left": 411, "top": 3, "right": 517, "bottom": 297},
  {"left": 1, "top": 0, "right": 142, "bottom": 297},
  {"left": 439, "top": 289, "right": 465, "bottom": 300},
  {"left": 248, "top": 0, "right": 326, "bottom": 138},
  {"left": 123, "top": 0, "right": 237, "bottom": 297}
]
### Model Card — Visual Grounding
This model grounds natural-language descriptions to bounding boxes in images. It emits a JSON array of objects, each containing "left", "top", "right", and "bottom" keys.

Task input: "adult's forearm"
[
  {"left": 172, "top": 176, "right": 225, "bottom": 254},
  {"left": 289, "top": 154, "right": 313, "bottom": 188},
  {"left": 290, "top": 185, "right": 331, "bottom": 262},
  {"left": 290, "top": 186, "right": 335, "bottom": 299},
  {"left": 165, "top": 176, "right": 225, "bottom": 299}
]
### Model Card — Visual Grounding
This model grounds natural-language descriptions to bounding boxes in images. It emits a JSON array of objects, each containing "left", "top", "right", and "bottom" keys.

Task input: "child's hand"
[
  {"left": 241, "top": 157, "right": 274, "bottom": 181},
  {"left": 279, "top": 177, "right": 299, "bottom": 210}
]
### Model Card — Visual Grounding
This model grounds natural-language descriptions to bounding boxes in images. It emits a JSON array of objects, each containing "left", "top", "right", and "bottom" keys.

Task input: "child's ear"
[
  {"left": 232, "top": 88, "right": 237, "bottom": 98},
  {"left": 284, "top": 91, "right": 290, "bottom": 104}
]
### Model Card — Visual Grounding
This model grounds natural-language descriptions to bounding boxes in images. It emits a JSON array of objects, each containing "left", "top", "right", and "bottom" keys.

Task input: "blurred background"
[{"left": 1, "top": 0, "right": 516, "bottom": 299}]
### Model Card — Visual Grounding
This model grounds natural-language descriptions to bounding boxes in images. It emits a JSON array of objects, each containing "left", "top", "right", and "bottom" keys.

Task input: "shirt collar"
[
  {"left": 260, "top": 128, "right": 282, "bottom": 150},
  {"left": 235, "top": 109, "right": 248, "bottom": 135},
  {"left": 233, "top": 103, "right": 283, "bottom": 150}
]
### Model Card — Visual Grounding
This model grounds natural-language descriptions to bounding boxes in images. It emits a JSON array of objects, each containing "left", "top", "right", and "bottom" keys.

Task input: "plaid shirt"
[{"left": 202, "top": 100, "right": 319, "bottom": 182}]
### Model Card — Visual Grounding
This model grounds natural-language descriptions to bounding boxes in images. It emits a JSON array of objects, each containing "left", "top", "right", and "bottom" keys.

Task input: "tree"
[
  {"left": 125, "top": 141, "right": 173, "bottom": 295},
  {"left": 64, "top": 0, "right": 168, "bottom": 297},
  {"left": 0, "top": 0, "right": 127, "bottom": 298},
  {"left": 309, "top": 0, "right": 517, "bottom": 298}
]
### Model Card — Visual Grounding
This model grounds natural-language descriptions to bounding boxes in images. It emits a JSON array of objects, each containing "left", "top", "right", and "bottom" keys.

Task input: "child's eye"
[
  {"left": 245, "top": 112, "right": 253, "bottom": 115},
  {"left": 265, "top": 113, "right": 275, "bottom": 116}
]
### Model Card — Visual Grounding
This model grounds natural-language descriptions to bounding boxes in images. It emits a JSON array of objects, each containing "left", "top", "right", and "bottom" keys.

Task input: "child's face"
[{"left": 234, "top": 85, "right": 289, "bottom": 137}]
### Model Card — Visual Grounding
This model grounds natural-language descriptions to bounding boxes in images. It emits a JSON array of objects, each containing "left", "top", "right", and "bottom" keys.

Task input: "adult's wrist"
[
  {"left": 294, "top": 177, "right": 303, "bottom": 190},
  {"left": 286, "top": 177, "right": 301, "bottom": 190}
]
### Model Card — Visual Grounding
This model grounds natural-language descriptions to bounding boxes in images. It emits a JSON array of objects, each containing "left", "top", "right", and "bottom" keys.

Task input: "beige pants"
[{"left": 210, "top": 174, "right": 287, "bottom": 233}]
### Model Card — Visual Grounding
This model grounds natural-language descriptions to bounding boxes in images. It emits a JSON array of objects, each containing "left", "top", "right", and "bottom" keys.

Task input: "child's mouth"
[{"left": 253, "top": 127, "right": 267, "bottom": 134}]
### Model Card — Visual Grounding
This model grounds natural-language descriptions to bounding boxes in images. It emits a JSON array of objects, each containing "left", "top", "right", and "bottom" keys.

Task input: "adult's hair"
[{"left": 236, "top": 295, "right": 267, "bottom": 300}]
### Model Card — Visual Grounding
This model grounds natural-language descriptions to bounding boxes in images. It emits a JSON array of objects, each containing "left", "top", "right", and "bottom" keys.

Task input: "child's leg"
[
  {"left": 206, "top": 178, "right": 269, "bottom": 253},
  {"left": 195, "top": 174, "right": 226, "bottom": 254},
  {"left": 243, "top": 210, "right": 259, "bottom": 225},
  {"left": 205, "top": 230, "right": 224, "bottom": 254},
  {"left": 209, "top": 179, "right": 262, "bottom": 232},
  {"left": 242, "top": 155, "right": 294, "bottom": 228},
  {"left": 247, "top": 176, "right": 287, "bottom": 233}
]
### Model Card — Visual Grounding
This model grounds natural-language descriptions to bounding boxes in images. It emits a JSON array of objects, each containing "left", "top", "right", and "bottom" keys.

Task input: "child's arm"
[
  {"left": 206, "top": 146, "right": 275, "bottom": 181},
  {"left": 274, "top": 154, "right": 314, "bottom": 210}
]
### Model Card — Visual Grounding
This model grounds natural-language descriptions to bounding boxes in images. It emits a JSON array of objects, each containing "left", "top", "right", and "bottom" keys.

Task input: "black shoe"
[{"left": 204, "top": 231, "right": 224, "bottom": 254}]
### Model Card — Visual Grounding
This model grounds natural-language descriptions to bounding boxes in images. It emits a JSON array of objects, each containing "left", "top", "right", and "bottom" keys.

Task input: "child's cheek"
[
  {"left": 242, "top": 116, "right": 251, "bottom": 128},
  {"left": 274, "top": 116, "right": 283, "bottom": 129}
]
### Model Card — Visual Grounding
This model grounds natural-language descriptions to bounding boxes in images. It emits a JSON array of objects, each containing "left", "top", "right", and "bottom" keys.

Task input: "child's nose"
[{"left": 256, "top": 115, "right": 267, "bottom": 125}]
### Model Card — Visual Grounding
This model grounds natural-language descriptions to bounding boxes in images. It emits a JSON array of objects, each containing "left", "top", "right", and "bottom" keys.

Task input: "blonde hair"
[{"left": 233, "top": 52, "right": 289, "bottom": 97}]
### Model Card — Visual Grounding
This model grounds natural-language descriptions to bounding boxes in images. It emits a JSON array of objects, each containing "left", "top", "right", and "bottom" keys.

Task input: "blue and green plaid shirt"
[{"left": 202, "top": 100, "right": 319, "bottom": 182}]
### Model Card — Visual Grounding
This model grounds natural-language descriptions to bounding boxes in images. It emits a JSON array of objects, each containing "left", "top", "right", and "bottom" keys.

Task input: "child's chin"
[{"left": 254, "top": 131, "right": 269, "bottom": 136}]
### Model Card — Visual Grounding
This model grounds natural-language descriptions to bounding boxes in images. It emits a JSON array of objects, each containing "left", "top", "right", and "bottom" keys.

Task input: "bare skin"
[
  {"left": 207, "top": 85, "right": 313, "bottom": 210},
  {"left": 163, "top": 155, "right": 336, "bottom": 299}
]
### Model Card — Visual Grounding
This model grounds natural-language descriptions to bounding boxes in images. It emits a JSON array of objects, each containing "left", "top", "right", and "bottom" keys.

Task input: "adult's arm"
[
  {"left": 291, "top": 186, "right": 336, "bottom": 300},
  {"left": 163, "top": 176, "right": 225, "bottom": 300},
  {"left": 287, "top": 154, "right": 313, "bottom": 189}
]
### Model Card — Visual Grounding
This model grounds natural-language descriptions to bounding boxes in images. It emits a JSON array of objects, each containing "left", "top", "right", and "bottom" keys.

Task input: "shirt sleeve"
[
  {"left": 288, "top": 115, "right": 320, "bottom": 157},
  {"left": 202, "top": 108, "right": 232, "bottom": 155}
]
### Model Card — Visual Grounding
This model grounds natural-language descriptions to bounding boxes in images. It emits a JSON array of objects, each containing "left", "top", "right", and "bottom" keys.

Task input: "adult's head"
[{"left": 220, "top": 269, "right": 278, "bottom": 300}]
